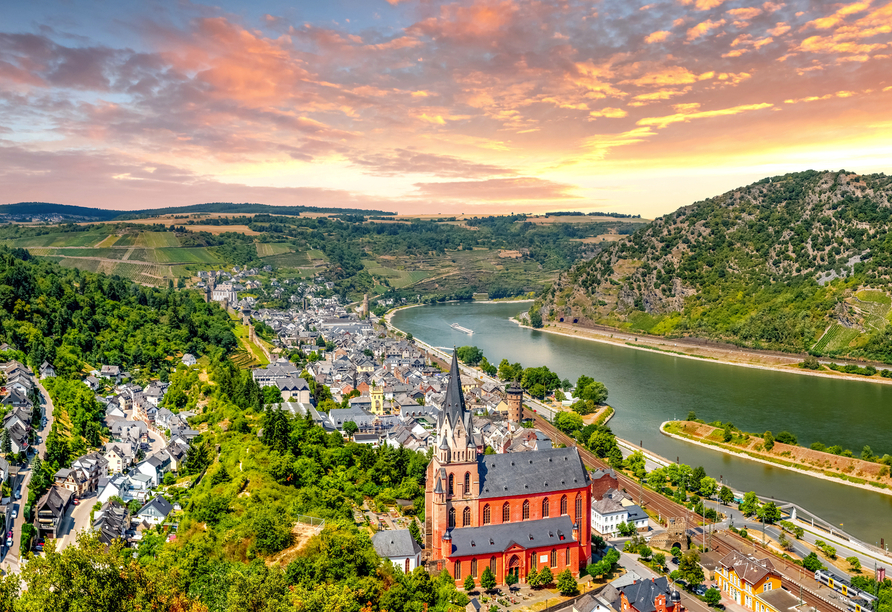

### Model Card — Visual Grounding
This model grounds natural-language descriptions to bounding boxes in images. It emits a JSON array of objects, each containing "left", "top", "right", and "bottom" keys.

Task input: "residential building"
[
  {"left": 372, "top": 529, "right": 423, "bottom": 573},
  {"left": 618, "top": 577, "right": 684, "bottom": 612},
  {"left": 136, "top": 495, "right": 173, "bottom": 525},
  {"left": 93, "top": 500, "right": 131, "bottom": 546},
  {"left": 35, "top": 485, "right": 73, "bottom": 539}
]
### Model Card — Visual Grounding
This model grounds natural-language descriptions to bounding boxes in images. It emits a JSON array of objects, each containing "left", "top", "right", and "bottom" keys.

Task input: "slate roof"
[
  {"left": 756, "top": 588, "right": 803, "bottom": 612},
  {"left": 138, "top": 495, "right": 173, "bottom": 519},
  {"left": 592, "top": 498, "right": 626, "bottom": 515},
  {"left": 439, "top": 350, "right": 472, "bottom": 434},
  {"left": 372, "top": 529, "right": 422, "bottom": 558},
  {"left": 36, "top": 485, "right": 72, "bottom": 517},
  {"left": 619, "top": 577, "right": 674, "bottom": 612},
  {"left": 446, "top": 515, "right": 576, "bottom": 557},
  {"left": 477, "top": 446, "right": 590, "bottom": 499}
]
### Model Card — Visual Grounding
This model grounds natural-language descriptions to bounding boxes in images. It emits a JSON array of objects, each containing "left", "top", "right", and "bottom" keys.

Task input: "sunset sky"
[{"left": 1, "top": 0, "right": 890, "bottom": 217}]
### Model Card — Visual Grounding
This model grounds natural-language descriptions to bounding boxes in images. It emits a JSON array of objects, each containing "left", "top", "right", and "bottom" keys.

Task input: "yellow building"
[
  {"left": 716, "top": 551, "right": 782, "bottom": 612},
  {"left": 370, "top": 385, "right": 385, "bottom": 415}
]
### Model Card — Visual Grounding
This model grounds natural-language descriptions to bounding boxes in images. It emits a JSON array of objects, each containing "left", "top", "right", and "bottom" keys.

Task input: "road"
[
  {"left": 617, "top": 550, "right": 713, "bottom": 612},
  {"left": 2, "top": 380, "right": 55, "bottom": 574}
]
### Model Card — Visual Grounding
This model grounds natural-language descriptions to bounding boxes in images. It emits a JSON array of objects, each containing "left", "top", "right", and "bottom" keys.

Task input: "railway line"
[{"left": 525, "top": 410, "right": 845, "bottom": 612}]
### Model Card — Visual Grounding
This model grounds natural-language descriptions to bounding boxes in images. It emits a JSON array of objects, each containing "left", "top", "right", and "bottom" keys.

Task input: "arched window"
[
  {"left": 502, "top": 502, "right": 510, "bottom": 523},
  {"left": 448, "top": 474, "right": 454, "bottom": 495},
  {"left": 483, "top": 504, "right": 491, "bottom": 525},
  {"left": 565, "top": 547, "right": 570, "bottom": 565},
  {"left": 542, "top": 497, "right": 550, "bottom": 518},
  {"left": 560, "top": 495, "right": 568, "bottom": 515},
  {"left": 464, "top": 472, "right": 471, "bottom": 495},
  {"left": 575, "top": 494, "right": 582, "bottom": 523},
  {"left": 455, "top": 561, "right": 462, "bottom": 580},
  {"left": 522, "top": 500, "right": 530, "bottom": 520},
  {"left": 490, "top": 556, "right": 497, "bottom": 575},
  {"left": 448, "top": 507, "right": 456, "bottom": 528},
  {"left": 463, "top": 506, "right": 471, "bottom": 527},
  {"left": 471, "top": 558, "right": 478, "bottom": 577},
  {"left": 406, "top": 558, "right": 411, "bottom": 573},
  {"left": 550, "top": 549, "right": 557, "bottom": 568}
]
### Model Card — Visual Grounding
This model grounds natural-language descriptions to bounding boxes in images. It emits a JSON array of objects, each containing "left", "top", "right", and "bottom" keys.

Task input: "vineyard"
[
  {"left": 852, "top": 289, "right": 892, "bottom": 332},
  {"left": 812, "top": 323, "right": 861, "bottom": 354},
  {"left": 256, "top": 243, "right": 293, "bottom": 257}
]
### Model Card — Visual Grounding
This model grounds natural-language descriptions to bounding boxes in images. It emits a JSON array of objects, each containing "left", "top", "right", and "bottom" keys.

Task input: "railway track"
[{"left": 526, "top": 410, "right": 845, "bottom": 612}]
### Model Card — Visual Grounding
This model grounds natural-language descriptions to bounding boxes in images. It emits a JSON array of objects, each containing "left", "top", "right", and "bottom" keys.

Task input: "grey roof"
[
  {"left": 439, "top": 350, "right": 472, "bottom": 434},
  {"left": 626, "top": 505, "right": 647, "bottom": 522},
  {"left": 372, "top": 529, "right": 422, "bottom": 558},
  {"left": 138, "top": 495, "right": 173, "bottom": 518},
  {"left": 477, "top": 446, "right": 590, "bottom": 499},
  {"left": 592, "top": 498, "right": 625, "bottom": 515},
  {"left": 445, "top": 515, "right": 576, "bottom": 557},
  {"left": 618, "top": 577, "right": 674, "bottom": 612},
  {"left": 756, "top": 588, "right": 804, "bottom": 611}
]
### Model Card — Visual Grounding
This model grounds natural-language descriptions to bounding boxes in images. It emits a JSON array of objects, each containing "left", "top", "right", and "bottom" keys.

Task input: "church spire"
[{"left": 443, "top": 348, "right": 468, "bottom": 428}]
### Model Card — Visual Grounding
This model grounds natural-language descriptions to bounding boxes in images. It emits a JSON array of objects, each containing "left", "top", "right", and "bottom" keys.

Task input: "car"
[
  {"left": 671, "top": 557, "right": 680, "bottom": 565},
  {"left": 73, "top": 499, "right": 80, "bottom": 506},
  {"left": 694, "top": 585, "right": 707, "bottom": 596},
  {"left": 14, "top": 489, "right": 21, "bottom": 500},
  {"left": 4, "top": 538, "right": 10, "bottom": 548},
  {"left": 10, "top": 509, "right": 16, "bottom": 519}
]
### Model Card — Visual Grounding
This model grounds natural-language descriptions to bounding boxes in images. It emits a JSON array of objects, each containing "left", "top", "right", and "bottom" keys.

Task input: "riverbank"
[
  {"left": 660, "top": 421, "right": 892, "bottom": 498},
  {"left": 511, "top": 317, "right": 892, "bottom": 387}
]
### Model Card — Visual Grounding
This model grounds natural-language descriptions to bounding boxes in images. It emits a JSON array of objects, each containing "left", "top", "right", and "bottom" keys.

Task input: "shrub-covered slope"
[{"left": 538, "top": 170, "right": 892, "bottom": 360}]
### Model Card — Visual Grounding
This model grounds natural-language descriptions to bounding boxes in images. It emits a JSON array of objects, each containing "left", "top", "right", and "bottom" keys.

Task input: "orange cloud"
[
  {"left": 679, "top": 0, "right": 727, "bottom": 10},
  {"left": 728, "top": 7, "right": 762, "bottom": 20},
  {"left": 769, "top": 22, "right": 791, "bottom": 36},
  {"left": 645, "top": 31, "right": 672, "bottom": 43},
  {"left": 637, "top": 102, "right": 773, "bottom": 129},
  {"left": 628, "top": 66, "right": 700, "bottom": 87},
  {"left": 687, "top": 18, "right": 726, "bottom": 40},
  {"left": 590, "top": 107, "right": 628, "bottom": 118},
  {"left": 806, "top": 1, "right": 873, "bottom": 30},
  {"left": 413, "top": 177, "right": 580, "bottom": 200}
]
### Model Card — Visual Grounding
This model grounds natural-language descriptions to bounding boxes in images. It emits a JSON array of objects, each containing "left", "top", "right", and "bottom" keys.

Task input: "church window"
[
  {"left": 405, "top": 558, "right": 410, "bottom": 573},
  {"left": 463, "top": 507, "right": 471, "bottom": 527},
  {"left": 502, "top": 502, "right": 510, "bottom": 523},
  {"left": 490, "top": 556, "right": 497, "bottom": 575},
  {"left": 560, "top": 495, "right": 568, "bottom": 515},
  {"left": 464, "top": 472, "right": 470, "bottom": 495},
  {"left": 483, "top": 504, "right": 491, "bottom": 525},
  {"left": 550, "top": 549, "right": 557, "bottom": 568},
  {"left": 542, "top": 497, "right": 549, "bottom": 518},
  {"left": 565, "top": 547, "right": 570, "bottom": 565},
  {"left": 449, "top": 508, "right": 456, "bottom": 528},
  {"left": 471, "top": 558, "right": 478, "bottom": 577},
  {"left": 448, "top": 474, "right": 454, "bottom": 495},
  {"left": 522, "top": 500, "right": 530, "bottom": 520},
  {"left": 455, "top": 561, "right": 462, "bottom": 580},
  {"left": 575, "top": 494, "right": 582, "bottom": 523}
]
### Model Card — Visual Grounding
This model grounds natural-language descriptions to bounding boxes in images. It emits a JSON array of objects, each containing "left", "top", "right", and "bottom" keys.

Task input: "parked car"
[
  {"left": 5, "top": 538, "right": 10, "bottom": 548},
  {"left": 10, "top": 509, "right": 16, "bottom": 519},
  {"left": 694, "top": 585, "right": 707, "bottom": 596},
  {"left": 14, "top": 489, "right": 21, "bottom": 500},
  {"left": 73, "top": 499, "right": 80, "bottom": 506}
]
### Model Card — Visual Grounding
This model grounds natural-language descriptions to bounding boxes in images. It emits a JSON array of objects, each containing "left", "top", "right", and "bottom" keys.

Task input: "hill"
[
  {"left": 536, "top": 170, "right": 892, "bottom": 361},
  {"left": 0, "top": 202, "right": 122, "bottom": 221}
]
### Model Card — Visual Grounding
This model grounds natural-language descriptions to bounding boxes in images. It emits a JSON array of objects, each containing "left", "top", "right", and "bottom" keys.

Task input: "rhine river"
[{"left": 393, "top": 301, "right": 892, "bottom": 544}]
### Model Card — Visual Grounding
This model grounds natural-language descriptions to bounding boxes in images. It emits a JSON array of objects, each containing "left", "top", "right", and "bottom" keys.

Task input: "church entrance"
[{"left": 508, "top": 555, "right": 520, "bottom": 581}]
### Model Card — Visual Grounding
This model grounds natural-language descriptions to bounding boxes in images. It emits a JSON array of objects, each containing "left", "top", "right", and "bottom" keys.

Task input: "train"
[{"left": 814, "top": 569, "right": 878, "bottom": 612}]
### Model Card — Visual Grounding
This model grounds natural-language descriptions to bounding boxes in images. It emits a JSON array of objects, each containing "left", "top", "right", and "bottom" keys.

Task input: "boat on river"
[{"left": 450, "top": 323, "right": 473, "bottom": 335}]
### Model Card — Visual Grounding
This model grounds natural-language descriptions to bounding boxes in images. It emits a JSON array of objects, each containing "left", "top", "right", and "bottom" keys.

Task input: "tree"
[
  {"left": 687, "top": 411, "right": 698, "bottom": 421},
  {"left": 758, "top": 502, "right": 780, "bottom": 524},
  {"left": 639, "top": 545, "right": 652, "bottom": 560},
  {"left": 689, "top": 466, "right": 706, "bottom": 492},
  {"left": 763, "top": 431, "right": 775, "bottom": 451},
  {"left": 703, "top": 588, "right": 722, "bottom": 606},
  {"left": 847, "top": 556, "right": 862, "bottom": 571},
  {"left": 343, "top": 421, "right": 359, "bottom": 440},
  {"left": 529, "top": 310, "right": 543, "bottom": 328},
  {"left": 699, "top": 477, "right": 717, "bottom": 498},
  {"left": 480, "top": 567, "right": 497, "bottom": 591},
  {"left": 739, "top": 491, "right": 759, "bottom": 516},
  {"left": 408, "top": 521, "right": 422, "bottom": 544},
  {"left": 776, "top": 431, "right": 798, "bottom": 445},
  {"left": 576, "top": 378, "right": 608, "bottom": 404},
  {"left": 608, "top": 446, "right": 624, "bottom": 470},
  {"left": 463, "top": 575, "right": 475, "bottom": 592},
  {"left": 554, "top": 411, "right": 583, "bottom": 434},
  {"left": 625, "top": 451, "right": 646, "bottom": 478},
  {"left": 505, "top": 571, "right": 518, "bottom": 588},
  {"left": 679, "top": 551, "right": 704, "bottom": 587},
  {"left": 617, "top": 522, "right": 636, "bottom": 537},
  {"left": 722, "top": 424, "right": 733, "bottom": 442},
  {"left": 653, "top": 553, "right": 666, "bottom": 570},
  {"left": 719, "top": 486, "right": 734, "bottom": 505},
  {"left": 0, "top": 428, "right": 9, "bottom": 455},
  {"left": 556, "top": 569, "right": 578, "bottom": 596},
  {"left": 537, "top": 566, "right": 553, "bottom": 587},
  {"left": 802, "top": 553, "right": 823, "bottom": 572},
  {"left": 526, "top": 568, "right": 539, "bottom": 587},
  {"left": 456, "top": 346, "right": 484, "bottom": 366}
]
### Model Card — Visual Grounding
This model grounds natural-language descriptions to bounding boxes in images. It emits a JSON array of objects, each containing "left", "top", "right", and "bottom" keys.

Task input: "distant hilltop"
[{"left": 0, "top": 201, "right": 398, "bottom": 221}]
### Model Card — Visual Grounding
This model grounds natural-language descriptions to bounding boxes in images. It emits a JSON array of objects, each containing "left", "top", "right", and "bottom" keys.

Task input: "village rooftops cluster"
[{"left": 1, "top": 359, "right": 38, "bottom": 455}]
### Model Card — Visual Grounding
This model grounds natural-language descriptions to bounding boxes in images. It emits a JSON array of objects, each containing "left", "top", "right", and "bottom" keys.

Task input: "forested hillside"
[
  {"left": 537, "top": 170, "right": 892, "bottom": 361},
  {"left": 0, "top": 247, "right": 236, "bottom": 374}
]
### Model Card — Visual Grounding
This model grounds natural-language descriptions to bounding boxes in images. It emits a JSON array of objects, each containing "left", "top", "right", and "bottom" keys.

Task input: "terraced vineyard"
[
  {"left": 362, "top": 259, "right": 433, "bottom": 288},
  {"left": 812, "top": 323, "right": 861, "bottom": 353}
]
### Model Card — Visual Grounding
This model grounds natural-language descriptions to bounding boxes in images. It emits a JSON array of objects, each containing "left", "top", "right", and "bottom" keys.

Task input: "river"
[{"left": 393, "top": 301, "right": 892, "bottom": 544}]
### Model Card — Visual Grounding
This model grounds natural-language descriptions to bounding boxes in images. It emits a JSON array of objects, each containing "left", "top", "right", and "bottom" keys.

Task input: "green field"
[
  {"left": 257, "top": 243, "right": 293, "bottom": 257},
  {"left": 362, "top": 259, "right": 433, "bottom": 288},
  {"left": 152, "top": 247, "right": 221, "bottom": 264},
  {"left": 264, "top": 251, "right": 311, "bottom": 267},
  {"left": 813, "top": 323, "right": 861, "bottom": 353},
  {"left": 138, "top": 232, "right": 181, "bottom": 248},
  {"left": 5, "top": 232, "right": 109, "bottom": 248}
]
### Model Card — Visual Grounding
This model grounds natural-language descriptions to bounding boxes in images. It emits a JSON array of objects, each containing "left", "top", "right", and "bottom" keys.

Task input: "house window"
[
  {"left": 502, "top": 503, "right": 510, "bottom": 523},
  {"left": 483, "top": 504, "right": 491, "bottom": 525},
  {"left": 448, "top": 474, "right": 454, "bottom": 495},
  {"left": 575, "top": 495, "right": 582, "bottom": 523},
  {"left": 560, "top": 495, "right": 568, "bottom": 515},
  {"left": 463, "top": 507, "right": 471, "bottom": 527},
  {"left": 764, "top": 583, "right": 772, "bottom": 592},
  {"left": 464, "top": 472, "right": 471, "bottom": 495},
  {"left": 522, "top": 500, "right": 530, "bottom": 520},
  {"left": 455, "top": 561, "right": 462, "bottom": 580},
  {"left": 550, "top": 549, "right": 557, "bottom": 568},
  {"left": 471, "top": 558, "right": 478, "bottom": 577},
  {"left": 449, "top": 508, "right": 456, "bottom": 528},
  {"left": 542, "top": 497, "right": 550, "bottom": 518},
  {"left": 405, "top": 558, "right": 411, "bottom": 573}
]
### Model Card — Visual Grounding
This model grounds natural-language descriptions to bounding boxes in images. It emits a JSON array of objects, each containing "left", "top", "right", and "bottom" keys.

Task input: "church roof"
[
  {"left": 477, "top": 447, "right": 590, "bottom": 499},
  {"left": 446, "top": 515, "right": 575, "bottom": 557},
  {"left": 441, "top": 350, "right": 471, "bottom": 431}
]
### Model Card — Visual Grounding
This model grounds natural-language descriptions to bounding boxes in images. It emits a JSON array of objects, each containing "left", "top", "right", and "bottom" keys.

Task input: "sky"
[{"left": 1, "top": 0, "right": 890, "bottom": 217}]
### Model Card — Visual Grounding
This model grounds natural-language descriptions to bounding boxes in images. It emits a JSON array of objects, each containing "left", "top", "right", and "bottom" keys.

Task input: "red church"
[{"left": 425, "top": 351, "right": 593, "bottom": 585}]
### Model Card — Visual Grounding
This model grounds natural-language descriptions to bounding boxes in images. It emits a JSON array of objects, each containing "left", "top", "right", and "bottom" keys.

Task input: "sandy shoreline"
[{"left": 659, "top": 422, "right": 892, "bottom": 498}]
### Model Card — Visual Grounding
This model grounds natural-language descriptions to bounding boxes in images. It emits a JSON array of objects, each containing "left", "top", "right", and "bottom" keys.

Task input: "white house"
[
  {"left": 181, "top": 354, "right": 197, "bottom": 367},
  {"left": 136, "top": 495, "right": 173, "bottom": 525},
  {"left": 371, "top": 529, "right": 422, "bottom": 573},
  {"left": 591, "top": 498, "right": 649, "bottom": 537}
]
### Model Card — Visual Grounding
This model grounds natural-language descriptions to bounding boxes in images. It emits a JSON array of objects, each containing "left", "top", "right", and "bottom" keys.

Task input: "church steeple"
[{"left": 436, "top": 348, "right": 475, "bottom": 464}]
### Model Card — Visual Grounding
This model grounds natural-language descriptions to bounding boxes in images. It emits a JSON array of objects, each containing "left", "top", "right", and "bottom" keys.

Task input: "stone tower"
[
  {"left": 362, "top": 293, "right": 369, "bottom": 319},
  {"left": 507, "top": 384, "right": 523, "bottom": 425}
]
